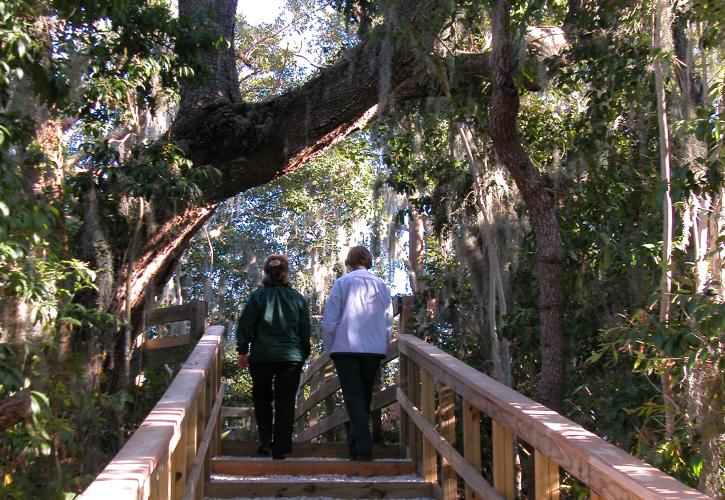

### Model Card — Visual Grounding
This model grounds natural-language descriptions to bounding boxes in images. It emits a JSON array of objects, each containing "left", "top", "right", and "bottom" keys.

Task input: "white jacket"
[{"left": 322, "top": 269, "right": 393, "bottom": 355}]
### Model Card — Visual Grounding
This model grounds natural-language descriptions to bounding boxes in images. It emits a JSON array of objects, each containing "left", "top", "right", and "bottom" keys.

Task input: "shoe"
[
  {"left": 257, "top": 442, "right": 271, "bottom": 455},
  {"left": 272, "top": 452, "right": 286, "bottom": 460},
  {"left": 356, "top": 455, "right": 373, "bottom": 462}
]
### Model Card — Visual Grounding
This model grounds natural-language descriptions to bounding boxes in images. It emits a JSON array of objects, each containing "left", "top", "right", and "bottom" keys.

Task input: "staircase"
[
  {"left": 204, "top": 441, "right": 434, "bottom": 499},
  {"left": 80, "top": 302, "right": 714, "bottom": 500}
]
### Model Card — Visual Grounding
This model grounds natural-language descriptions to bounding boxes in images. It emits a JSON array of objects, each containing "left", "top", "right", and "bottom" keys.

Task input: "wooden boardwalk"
[{"left": 80, "top": 301, "right": 713, "bottom": 500}]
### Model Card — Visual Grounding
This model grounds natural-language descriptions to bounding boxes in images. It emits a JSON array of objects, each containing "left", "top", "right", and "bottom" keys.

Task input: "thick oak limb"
[
  {"left": 0, "top": 390, "right": 31, "bottom": 431},
  {"left": 110, "top": 204, "right": 217, "bottom": 315},
  {"left": 489, "top": 0, "right": 566, "bottom": 410}
]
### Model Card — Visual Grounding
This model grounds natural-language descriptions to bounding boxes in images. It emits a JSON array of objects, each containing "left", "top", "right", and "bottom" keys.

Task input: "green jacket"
[{"left": 236, "top": 284, "right": 311, "bottom": 363}]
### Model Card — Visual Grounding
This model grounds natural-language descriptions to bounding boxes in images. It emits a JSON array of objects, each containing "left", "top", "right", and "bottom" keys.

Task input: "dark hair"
[
  {"left": 262, "top": 254, "right": 290, "bottom": 286},
  {"left": 344, "top": 246, "right": 372, "bottom": 270}
]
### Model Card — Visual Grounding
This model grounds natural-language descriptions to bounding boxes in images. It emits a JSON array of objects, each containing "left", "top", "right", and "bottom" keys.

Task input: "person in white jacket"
[{"left": 322, "top": 246, "right": 393, "bottom": 461}]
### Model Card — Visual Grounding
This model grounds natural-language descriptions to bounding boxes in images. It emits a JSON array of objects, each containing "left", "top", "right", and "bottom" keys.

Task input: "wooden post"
[
  {"left": 400, "top": 296, "right": 414, "bottom": 335},
  {"left": 493, "top": 420, "right": 514, "bottom": 499},
  {"left": 398, "top": 354, "right": 410, "bottom": 457},
  {"left": 189, "top": 301, "right": 208, "bottom": 344},
  {"left": 420, "top": 368, "right": 436, "bottom": 484},
  {"left": 212, "top": 348, "right": 221, "bottom": 458},
  {"left": 535, "top": 450, "right": 560, "bottom": 500},
  {"left": 308, "top": 370, "right": 322, "bottom": 431},
  {"left": 185, "top": 397, "right": 198, "bottom": 489},
  {"left": 439, "top": 384, "right": 457, "bottom": 499},
  {"left": 172, "top": 419, "right": 187, "bottom": 500},
  {"left": 372, "top": 369, "right": 384, "bottom": 444},
  {"left": 203, "top": 366, "right": 213, "bottom": 486},
  {"left": 323, "top": 361, "right": 336, "bottom": 441},
  {"left": 463, "top": 399, "right": 481, "bottom": 500},
  {"left": 407, "top": 356, "right": 420, "bottom": 467}
]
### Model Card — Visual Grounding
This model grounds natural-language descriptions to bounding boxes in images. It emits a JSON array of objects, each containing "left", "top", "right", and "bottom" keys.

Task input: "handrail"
[
  {"left": 398, "top": 333, "right": 712, "bottom": 500},
  {"left": 293, "top": 341, "right": 400, "bottom": 443},
  {"left": 81, "top": 325, "right": 224, "bottom": 500}
]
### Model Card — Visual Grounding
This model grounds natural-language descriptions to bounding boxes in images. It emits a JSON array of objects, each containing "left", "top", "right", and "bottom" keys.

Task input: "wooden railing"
[
  {"left": 397, "top": 333, "right": 711, "bottom": 500},
  {"left": 293, "top": 341, "right": 399, "bottom": 443},
  {"left": 81, "top": 325, "right": 224, "bottom": 500}
]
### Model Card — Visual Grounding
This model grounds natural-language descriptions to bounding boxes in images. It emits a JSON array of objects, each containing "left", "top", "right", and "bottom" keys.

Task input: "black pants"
[
  {"left": 249, "top": 361, "right": 303, "bottom": 454},
  {"left": 332, "top": 354, "right": 382, "bottom": 459}
]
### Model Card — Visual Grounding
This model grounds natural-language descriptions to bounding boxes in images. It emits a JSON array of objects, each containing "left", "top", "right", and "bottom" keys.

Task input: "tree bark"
[
  {"left": 652, "top": 0, "right": 676, "bottom": 438},
  {"left": 488, "top": 0, "right": 566, "bottom": 410},
  {"left": 0, "top": 391, "right": 31, "bottom": 432}
]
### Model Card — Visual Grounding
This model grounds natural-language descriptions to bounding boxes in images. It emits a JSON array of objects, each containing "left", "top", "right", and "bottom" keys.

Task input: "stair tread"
[
  {"left": 211, "top": 456, "right": 417, "bottom": 477},
  {"left": 210, "top": 473, "right": 428, "bottom": 483}
]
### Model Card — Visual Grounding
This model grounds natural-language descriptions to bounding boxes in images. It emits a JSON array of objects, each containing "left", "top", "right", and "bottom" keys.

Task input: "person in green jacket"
[{"left": 236, "top": 254, "right": 311, "bottom": 460}]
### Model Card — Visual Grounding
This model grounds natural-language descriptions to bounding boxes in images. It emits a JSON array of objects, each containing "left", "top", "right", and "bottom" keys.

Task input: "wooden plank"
[
  {"left": 397, "top": 334, "right": 711, "bottom": 500},
  {"left": 144, "top": 333, "right": 191, "bottom": 350},
  {"left": 172, "top": 414, "right": 188, "bottom": 500},
  {"left": 493, "top": 420, "right": 515, "bottom": 499},
  {"left": 204, "top": 479, "right": 434, "bottom": 498},
  {"left": 181, "top": 383, "right": 225, "bottom": 500},
  {"left": 80, "top": 326, "right": 224, "bottom": 500},
  {"left": 409, "top": 355, "right": 421, "bottom": 468},
  {"left": 439, "top": 384, "right": 457, "bottom": 500},
  {"left": 463, "top": 398, "right": 482, "bottom": 500},
  {"left": 189, "top": 301, "right": 208, "bottom": 344},
  {"left": 299, "top": 353, "right": 332, "bottom": 388},
  {"left": 535, "top": 450, "right": 560, "bottom": 500},
  {"left": 420, "top": 368, "right": 437, "bottom": 484},
  {"left": 185, "top": 397, "right": 198, "bottom": 490},
  {"left": 397, "top": 389, "right": 503, "bottom": 500},
  {"left": 211, "top": 458, "right": 416, "bottom": 477},
  {"left": 146, "top": 302, "right": 195, "bottom": 327},
  {"left": 220, "top": 440, "right": 403, "bottom": 458},
  {"left": 399, "top": 353, "right": 410, "bottom": 457},
  {"left": 295, "top": 377, "right": 341, "bottom": 419},
  {"left": 295, "top": 385, "right": 397, "bottom": 443}
]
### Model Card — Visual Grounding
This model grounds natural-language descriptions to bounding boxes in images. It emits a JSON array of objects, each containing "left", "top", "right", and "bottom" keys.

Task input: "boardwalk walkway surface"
[{"left": 80, "top": 300, "right": 713, "bottom": 500}]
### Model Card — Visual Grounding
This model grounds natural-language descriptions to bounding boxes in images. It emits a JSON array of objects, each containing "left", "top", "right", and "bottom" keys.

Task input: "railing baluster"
[
  {"left": 463, "top": 399, "right": 481, "bottom": 500},
  {"left": 535, "top": 450, "right": 560, "bottom": 500},
  {"left": 185, "top": 397, "right": 198, "bottom": 494},
  {"left": 420, "top": 368, "right": 436, "bottom": 484},
  {"left": 439, "top": 384, "right": 457, "bottom": 499},
  {"left": 493, "top": 420, "right": 514, "bottom": 499},
  {"left": 399, "top": 352, "right": 410, "bottom": 457},
  {"left": 408, "top": 356, "right": 420, "bottom": 467},
  {"left": 323, "top": 361, "right": 336, "bottom": 441}
]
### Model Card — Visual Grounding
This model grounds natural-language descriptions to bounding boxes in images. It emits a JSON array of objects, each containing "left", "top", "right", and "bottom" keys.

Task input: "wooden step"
[
  {"left": 211, "top": 457, "right": 417, "bottom": 477},
  {"left": 220, "top": 440, "right": 403, "bottom": 458},
  {"left": 205, "top": 476, "right": 434, "bottom": 498}
]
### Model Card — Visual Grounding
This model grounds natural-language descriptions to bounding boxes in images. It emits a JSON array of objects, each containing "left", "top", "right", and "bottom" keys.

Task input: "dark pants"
[
  {"left": 332, "top": 354, "right": 382, "bottom": 459},
  {"left": 249, "top": 361, "right": 303, "bottom": 454}
]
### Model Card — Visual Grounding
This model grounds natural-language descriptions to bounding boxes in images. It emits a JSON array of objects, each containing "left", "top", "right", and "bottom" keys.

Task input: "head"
[
  {"left": 262, "top": 254, "right": 290, "bottom": 286},
  {"left": 344, "top": 246, "right": 372, "bottom": 270}
]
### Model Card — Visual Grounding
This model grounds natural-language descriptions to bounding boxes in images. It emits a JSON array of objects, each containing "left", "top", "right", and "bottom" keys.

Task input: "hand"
[{"left": 237, "top": 354, "right": 249, "bottom": 369}]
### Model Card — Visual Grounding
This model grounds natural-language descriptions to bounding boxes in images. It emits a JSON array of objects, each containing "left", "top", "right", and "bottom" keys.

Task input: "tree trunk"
[
  {"left": 0, "top": 391, "right": 31, "bottom": 432},
  {"left": 488, "top": 0, "right": 566, "bottom": 410},
  {"left": 652, "top": 0, "right": 676, "bottom": 438}
]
